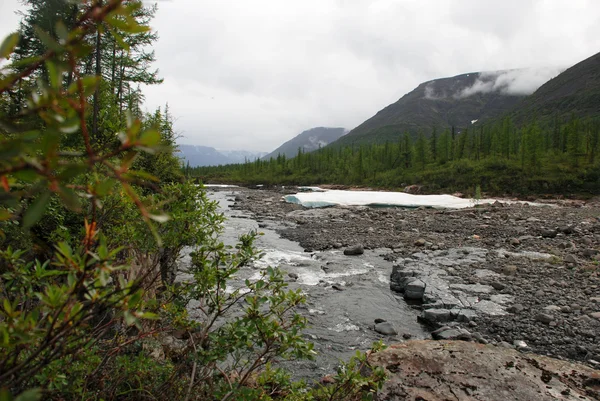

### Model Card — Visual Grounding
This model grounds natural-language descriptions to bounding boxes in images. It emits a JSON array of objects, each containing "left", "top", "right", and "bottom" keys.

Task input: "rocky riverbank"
[{"left": 229, "top": 186, "right": 600, "bottom": 371}]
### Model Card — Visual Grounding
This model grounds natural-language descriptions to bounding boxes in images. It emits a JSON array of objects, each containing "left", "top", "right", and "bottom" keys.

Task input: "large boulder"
[{"left": 370, "top": 340, "right": 600, "bottom": 401}]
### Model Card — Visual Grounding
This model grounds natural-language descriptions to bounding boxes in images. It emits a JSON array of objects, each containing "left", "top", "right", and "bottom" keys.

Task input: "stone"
[
  {"left": 502, "top": 265, "right": 518, "bottom": 275},
  {"left": 491, "top": 281, "right": 506, "bottom": 291},
  {"left": 343, "top": 244, "right": 364, "bottom": 256},
  {"left": 374, "top": 318, "right": 386, "bottom": 324},
  {"left": 535, "top": 313, "right": 554, "bottom": 324},
  {"left": 589, "top": 312, "right": 600, "bottom": 321},
  {"left": 414, "top": 238, "right": 426, "bottom": 247},
  {"left": 513, "top": 340, "right": 528, "bottom": 349},
  {"left": 422, "top": 309, "right": 451, "bottom": 324},
  {"left": 404, "top": 279, "right": 426, "bottom": 300},
  {"left": 541, "top": 229, "right": 558, "bottom": 238},
  {"left": 507, "top": 304, "right": 525, "bottom": 314},
  {"left": 544, "top": 305, "right": 562, "bottom": 312},
  {"left": 564, "top": 254, "right": 578, "bottom": 265},
  {"left": 582, "top": 248, "right": 598, "bottom": 258},
  {"left": 559, "top": 225, "right": 576, "bottom": 234},
  {"left": 374, "top": 322, "right": 398, "bottom": 336},
  {"left": 433, "top": 327, "right": 472, "bottom": 341},
  {"left": 402, "top": 333, "right": 413, "bottom": 340},
  {"left": 510, "top": 238, "right": 520, "bottom": 246},
  {"left": 288, "top": 272, "right": 299, "bottom": 280},
  {"left": 331, "top": 284, "right": 344, "bottom": 291}
]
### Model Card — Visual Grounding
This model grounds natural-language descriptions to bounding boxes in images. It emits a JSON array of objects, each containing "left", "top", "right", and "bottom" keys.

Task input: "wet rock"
[
  {"left": 402, "top": 333, "right": 413, "bottom": 340},
  {"left": 343, "top": 244, "right": 364, "bottom": 256},
  {"left": 374, "top": 318, "right": 386, "bottom": 324},
  {"left": 541, "top": 229, "right": 558, "bottom": 238},
  {"left": 331, "top": 284, "right": 344, "bottom": 291},
  {"left": 371, "top": 340, "right": 600, "bottom": 401},
  {"left": 288, "top": 272, "right": 299, "bottom": 280},
  {"left": 374, "top": 322, "right": 398, "bottom": 336}
]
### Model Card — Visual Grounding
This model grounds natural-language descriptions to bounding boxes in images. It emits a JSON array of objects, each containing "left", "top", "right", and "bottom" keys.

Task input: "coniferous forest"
[{"left": 193, "top": 117, "right": 600, "bottom": 196}]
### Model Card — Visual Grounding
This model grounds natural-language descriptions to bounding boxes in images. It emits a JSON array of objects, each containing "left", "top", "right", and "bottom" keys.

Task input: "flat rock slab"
[{"left": 370, "top": 340, "right": 600, "bottom": 401}]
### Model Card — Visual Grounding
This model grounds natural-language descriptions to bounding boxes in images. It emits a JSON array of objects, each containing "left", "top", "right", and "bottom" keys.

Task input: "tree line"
[{"left": 192, "top": 116, "right": 600, "bottom": 195}]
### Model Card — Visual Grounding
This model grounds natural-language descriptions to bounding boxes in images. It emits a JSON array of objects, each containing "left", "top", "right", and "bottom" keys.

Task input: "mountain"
[
  {"left": 507, "top": 52, "right": 600, "bottom": 125},
  {"left": 332, "top": 69, "right": 555, "bottom": 146},
  {"left": 177, "top": 145, "right": 266, "bottom": 167},
  {"left": 263, "top": 127, "right": 346, "bottom": 159}
]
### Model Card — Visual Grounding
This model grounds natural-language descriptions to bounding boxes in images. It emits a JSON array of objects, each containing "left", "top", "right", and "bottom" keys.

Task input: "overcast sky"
[{"left": 2, "top": 1, "right": 600, "bottom": 152}]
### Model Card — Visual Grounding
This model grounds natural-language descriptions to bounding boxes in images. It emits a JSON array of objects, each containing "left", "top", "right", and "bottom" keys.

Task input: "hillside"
[
  {"left": 263, "top": 127, "right": 346, "bottom": 159},
  {"left": 508, "top": 51, "right": 600, "bottom": 125},
  {"left": 333, "top": 70, "right": 539, "bottom": 146},
  {"left": 178, "top": 145, "right": 266, "bottom": 167}
]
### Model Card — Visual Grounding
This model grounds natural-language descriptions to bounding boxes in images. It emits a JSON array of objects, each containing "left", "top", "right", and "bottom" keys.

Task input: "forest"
[
  {"left": 0, "top": 1, "right": 384, "bottom": 400},
  {"left": 193, "top": 117, "right": 600, "bottom": 196}
]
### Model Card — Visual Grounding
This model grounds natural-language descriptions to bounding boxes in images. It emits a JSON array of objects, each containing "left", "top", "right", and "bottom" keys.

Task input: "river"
[{"left": 183, "top": 188, "right": 428, "bottom": 380}]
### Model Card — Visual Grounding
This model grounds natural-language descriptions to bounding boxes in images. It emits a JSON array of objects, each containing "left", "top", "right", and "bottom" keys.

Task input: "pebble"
[
  {"left": 564, "top": 254, "right": 578, "bottom": 265},
  {"left": 414, "top": 238, "right": 426, "bottom": 247}
]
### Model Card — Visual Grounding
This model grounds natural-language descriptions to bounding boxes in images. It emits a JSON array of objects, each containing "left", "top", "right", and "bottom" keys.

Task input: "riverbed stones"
[
  {"left": 343, "top": 244, "right": 364, "bottom": 256},
  {"left": 374, "top": 322, "right": 398, "bottom": 336},
  {"left": 541, "top": 229, "right": 558, "bottom": 238},
  {"left": 404, "top": 278, "right": 426, "bottom": 299},
  {"left": 535, "top": 313, "right": 554, "bottom": 324}
]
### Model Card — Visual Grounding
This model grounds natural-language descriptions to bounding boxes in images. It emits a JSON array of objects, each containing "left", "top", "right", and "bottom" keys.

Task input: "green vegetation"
[
  {"left": 0, "top": 1, "right": 386, "bottom": 400},
  {"left": 194, "top": 117, "right": 600, "bottom": 196}
]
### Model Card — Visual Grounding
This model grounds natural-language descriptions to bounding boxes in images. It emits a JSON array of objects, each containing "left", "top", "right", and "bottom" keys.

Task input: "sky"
[{"left": 1, "top": 1, "right": 600, "bottom": 152}]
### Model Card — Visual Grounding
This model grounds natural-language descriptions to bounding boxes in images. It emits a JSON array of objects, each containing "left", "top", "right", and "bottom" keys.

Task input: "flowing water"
[{"left": 182, "top": 189, "right": 428, "bottom": 380}]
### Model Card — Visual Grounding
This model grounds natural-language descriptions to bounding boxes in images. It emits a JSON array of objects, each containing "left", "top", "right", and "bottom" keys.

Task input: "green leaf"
[
  {"left": 55, "top": 21, "right": 68, "bottom": 42},
  {"left": 23, "top": 192, "right": 51, "bottom": 229},
  {"left": 0, "top": 32, "right": 19, "bottom": 59},
  {"left": 45, "top": 60, "right": 61, "bottom": 89},
  {"left": 34, "top": 26, "right": 61, "bottom": 52},
  {"left": 14, "top": 389, "right": 42, "bottom": 401},
  {"left": 138, "top": 129, "right": 161, "bottom": 147}
]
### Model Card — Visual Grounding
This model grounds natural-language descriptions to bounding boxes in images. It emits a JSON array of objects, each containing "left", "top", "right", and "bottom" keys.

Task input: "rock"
[
  {"left": 402, "top": 333, "right": 413, "bottom": 340},
  {"left": 404, "top": 279, "right": 426, "bottom": 300},
  {"left": 589, "top": 312, "right": 600, "bottom": 320},
  {"left": 513, "top": 340, "right": 529, "bottom": 349},
  {"left": 559, "top": 225, "right": 575, "bottom": 234},
  {"left": 331, "top": 284, "right": 344, "bottom": 291},
  {"left": 288, "top": 272, "right": 299, "bottom": 280},
  {"left": 510, "top": 238, "right": 520, "bottom": 246},
  {"left": 422, "top": 309, "right": 451, "bottom": 324},
  {"left": 564, "top": 254, "right": 578, "bottom": 265},
  {"left": 491, "top": 281, "right": 506, "bottom": 291},
  {"left": 374, "top": 318, "right": 386, "bottom": 324},
  {"left": 414, "top": 238, "right": 426, "bottom": 247},
  {"left": 541, "top": 229, "right": 558, "bottom": 238},
  {"left": 374, "top": 322, "right": 398, "bottom": 336},
  {"left": 535, "top": 313, "right": 554, "bottom": 324},
  {"left": 370, "top": 341, "right": 600, "bottom": 401},
  {"left": 544, "top": 305, "right": 562, "bottom": 312},
  {"left": 507, "top": 304, "right": 525, "bottom": 314},
  {"left": 582, "top": 248, "right": 598, "bottom": 258},
  {"left": 343, "top": 244, "right": 364, "bottom": 256},
  {"left": 502, "top": 265, "right": 518, "bottom": 275},
  {"left": 432, "top": 327, "right": 472, "bottom": 341}
]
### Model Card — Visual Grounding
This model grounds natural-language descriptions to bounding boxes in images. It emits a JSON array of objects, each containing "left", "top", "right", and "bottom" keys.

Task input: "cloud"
[
  {"left": 1, "top": 0, "right": 600, "bottom": 152},
  {"left": 457, "top": 67, "right": 564, "bottom": 98}
]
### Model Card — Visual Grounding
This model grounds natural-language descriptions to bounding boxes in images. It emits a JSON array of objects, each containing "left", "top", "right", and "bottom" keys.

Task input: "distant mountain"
[
  {"left": 332, "top": 68, "right": 559, "bottom": 146},
  {"left": 263, "top": 127, "right": 346, "bottom": 159},
  {"left": 177, "top": 145, "right": 266, "bottom": 167},
  {"left": 506, "top": 52, "right": 600, "bottom": 126}
]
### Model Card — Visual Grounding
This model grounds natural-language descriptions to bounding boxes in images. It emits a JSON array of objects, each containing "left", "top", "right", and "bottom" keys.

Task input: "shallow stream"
[{"left": 183, "top": 189, "right": 428, "bottom": 380}]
